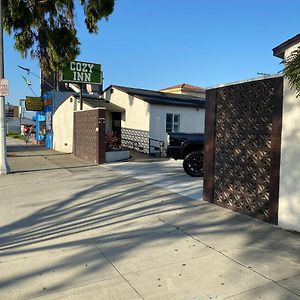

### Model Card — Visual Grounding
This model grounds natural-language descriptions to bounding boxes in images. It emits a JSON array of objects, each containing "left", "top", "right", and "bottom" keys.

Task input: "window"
[
  {"left": 166, "top": 113, "right": 173, "bottom": 132},
  {"left": 173, "top": 114, "right": 180, "bottom": 132},
  {"left": 166, "top": 113, "right": 180, "bottom": 133}
]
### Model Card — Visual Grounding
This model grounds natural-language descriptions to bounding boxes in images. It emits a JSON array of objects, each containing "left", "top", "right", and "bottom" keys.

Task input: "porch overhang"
[
  {"left": 82, "top": 98, "right": 125, "bottom": 112},
  {"left": 104, "top": 102, "right": 125, "bottom": 112}
]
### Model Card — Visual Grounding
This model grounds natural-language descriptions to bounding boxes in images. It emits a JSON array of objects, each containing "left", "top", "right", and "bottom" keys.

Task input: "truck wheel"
[{"left": 183, "top": 151, "right": 203, "bottom": 177}]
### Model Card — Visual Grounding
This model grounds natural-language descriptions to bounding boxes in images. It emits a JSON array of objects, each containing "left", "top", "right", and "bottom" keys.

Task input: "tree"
[
  {"left": 284, "top": 47, "right": 300, "bottom": 97},
  {"left": 0, "top": 0, "right": 114, "bottom": 175},
  {"left": 3, "top": 0, "right": 115, "bottom": 73}
]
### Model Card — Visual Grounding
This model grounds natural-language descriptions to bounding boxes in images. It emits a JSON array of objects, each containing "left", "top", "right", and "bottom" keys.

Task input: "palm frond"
[{"left": 284, "top": 47, "right": 300, "bottom": 97}]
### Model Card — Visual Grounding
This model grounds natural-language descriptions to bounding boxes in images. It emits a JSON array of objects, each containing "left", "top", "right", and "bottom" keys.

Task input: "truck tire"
[{"left": 183, "top": 151, "right": 203, "bottom": 177}]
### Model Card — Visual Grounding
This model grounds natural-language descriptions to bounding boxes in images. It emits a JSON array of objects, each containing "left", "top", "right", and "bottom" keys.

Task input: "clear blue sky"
[{"left": 4, "top": 0, "right": 300, "bottom": 106}]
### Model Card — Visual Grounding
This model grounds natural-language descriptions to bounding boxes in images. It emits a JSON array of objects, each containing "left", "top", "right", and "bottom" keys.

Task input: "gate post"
[
  {"left": 97, "top": 108, "right": 106, "bottom": 164},
  {"left": 203, "top": 89, "right": 217, "bottom": 202}
]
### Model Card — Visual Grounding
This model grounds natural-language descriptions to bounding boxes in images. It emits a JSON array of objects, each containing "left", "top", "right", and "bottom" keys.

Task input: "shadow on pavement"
[
  {"left": 0, "top": 164, "right": 299, "bottom": 299},
  {"left": 1, "top": 139, "right": 299, "bottom": 299}
]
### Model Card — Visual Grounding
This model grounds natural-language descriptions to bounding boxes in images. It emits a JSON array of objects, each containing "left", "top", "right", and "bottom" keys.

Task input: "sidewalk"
[
  {"left": 1, "top": 138, "right": 300, "bottom": 299},
  {"left": 6, "top": 138, "right": 96, "bottom": 173}
]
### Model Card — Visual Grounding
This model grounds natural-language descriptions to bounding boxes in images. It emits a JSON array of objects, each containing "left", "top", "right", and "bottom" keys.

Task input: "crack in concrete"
[{"left": 94, "top": 244, "right": 145, "bottom": 300}]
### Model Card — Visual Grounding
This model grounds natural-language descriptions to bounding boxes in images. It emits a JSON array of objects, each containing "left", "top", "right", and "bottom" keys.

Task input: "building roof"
[
  {"left": 19, "top": 117, "right": 35, "bottom": 126},
  {"left": 160, "top": 83, "right": 206, "bottom": 92},
  {"left": 206, "top": 74, "right": 283, "bottom": 90},
  {"left": 83, "top": 98, "right": 125, "bottom": 112},
  {"left": 273, "top": 34, "right": 300, "bottom": 59},
  {"left": 82, "top": 99, "right": 105, "bottom": 108},
  {"left": 107, "top": 85, "right": 206, "bottom": 108}
]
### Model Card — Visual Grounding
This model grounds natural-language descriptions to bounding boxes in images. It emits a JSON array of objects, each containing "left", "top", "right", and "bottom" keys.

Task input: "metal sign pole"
[
  {"left": 19, "top": 99, "right": 24, "bottom": 134},
  {"left": 80, "top": 83, "right": 83, "bottom": 110},
  {"left": 0, "top": 0, "right": 10, "bottom": 174}
]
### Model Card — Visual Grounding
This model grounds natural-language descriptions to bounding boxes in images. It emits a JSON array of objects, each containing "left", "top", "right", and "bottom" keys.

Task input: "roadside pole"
[
  {"left": 0, "top": 0, "right": 10, "bottom": 174},
  {"left": 19, "top": 99, "right": 24, "bottom": 134}
]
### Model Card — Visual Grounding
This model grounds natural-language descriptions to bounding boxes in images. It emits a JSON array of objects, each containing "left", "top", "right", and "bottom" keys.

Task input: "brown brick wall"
[{"left": 74, "top": 109, "right": 106, "bottom": 164}]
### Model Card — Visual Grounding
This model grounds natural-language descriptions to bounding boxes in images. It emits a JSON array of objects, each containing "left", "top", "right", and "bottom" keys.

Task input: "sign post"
[
  {"left": 0, "top": 0, "right": 10, "bottom": 174},
  {"left": 62, "top": 61, "right": 102, "bottom": 110}
]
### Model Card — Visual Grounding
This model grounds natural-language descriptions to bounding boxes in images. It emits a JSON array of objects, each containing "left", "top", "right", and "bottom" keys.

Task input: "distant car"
[{"left": 167, "top": 132, "right": 204, "bottom": 177}]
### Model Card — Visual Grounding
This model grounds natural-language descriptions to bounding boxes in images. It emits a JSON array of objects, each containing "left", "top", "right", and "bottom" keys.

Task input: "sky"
[{"left": 4, "top": 0, "right": 300, "bottom": 106}]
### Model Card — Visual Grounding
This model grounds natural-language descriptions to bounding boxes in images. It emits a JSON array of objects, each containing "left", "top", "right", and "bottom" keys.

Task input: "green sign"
[
  {"left": 25, "top": 97, "right": 43, "bottom": 111},
  {"left": 62, "top": 60, "right": 102, "bottom": 84}
]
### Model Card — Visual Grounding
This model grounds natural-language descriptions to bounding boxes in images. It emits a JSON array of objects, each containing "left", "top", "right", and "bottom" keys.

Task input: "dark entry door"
[{"left": 112, "top": 112, "right": 121, "bottom": 146}]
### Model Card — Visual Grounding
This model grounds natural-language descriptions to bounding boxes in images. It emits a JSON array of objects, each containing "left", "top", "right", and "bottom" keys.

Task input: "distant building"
[
  {"left": 160, "top": 83, "right": 206, "bottom": 98},
  {"left": 5, "top": 103, "right": 19, "bottom": 118},
  {"left": 5, "top": 103, "right": 36, "bottom": 133},
  {"left": 6, "top": 117, "right": 35, "bottom": 133}
]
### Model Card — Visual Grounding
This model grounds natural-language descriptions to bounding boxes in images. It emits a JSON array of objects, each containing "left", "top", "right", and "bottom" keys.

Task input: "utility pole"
[{"left": 0, "top": 0, "right": 10, "bottom": 174}]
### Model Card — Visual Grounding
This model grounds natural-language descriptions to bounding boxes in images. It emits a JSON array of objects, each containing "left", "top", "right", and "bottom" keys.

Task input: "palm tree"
[
  {"left": 3, "top": 0, "right": 115, "bottom": 73},
  {"left": 284, "top": 47, "right": 300, "bottom": 97}
]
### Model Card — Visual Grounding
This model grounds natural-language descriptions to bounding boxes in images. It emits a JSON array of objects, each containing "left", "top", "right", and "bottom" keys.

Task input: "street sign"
[
  {"left": 0, "top": 79, "right": 8, "bottom": 96},
  {"left": 25, "top": 96, "right": 43, "bottom": 111},
  {"left": 37, "top": 114, "right": 46, "bottom": 121},
  {"left": 62, "top": 61, "right": 102, "bottom": 84},
  {"left": 43, "top": 98, "right": 52, "bottom": 106}
]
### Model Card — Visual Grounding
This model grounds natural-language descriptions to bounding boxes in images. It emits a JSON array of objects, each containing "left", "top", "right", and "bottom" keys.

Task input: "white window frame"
[{"left": 166, "top": 113, "right": 180, "bottom": 133}]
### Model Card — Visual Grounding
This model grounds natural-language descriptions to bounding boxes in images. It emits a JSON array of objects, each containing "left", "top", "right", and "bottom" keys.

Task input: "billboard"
[
  {"left": 25, "top": 97, "right": 43, "bottom": 111},
  {"left": 62, "top": 61, "right": 102, "bottom": 84}
]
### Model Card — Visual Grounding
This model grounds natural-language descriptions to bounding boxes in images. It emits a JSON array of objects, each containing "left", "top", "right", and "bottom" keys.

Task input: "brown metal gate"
[
  {"left": 203, "top": 76, "right": 283, "bottom": 224},
  {"left": 74, "top": 108, "right": 106, "bottom": 164}
]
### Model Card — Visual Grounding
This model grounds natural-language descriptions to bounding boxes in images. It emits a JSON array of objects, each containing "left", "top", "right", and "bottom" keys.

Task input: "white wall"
[
  {"left": 278, "top": 41, "right": 300, "bottom": 232},
  {"left": 52, "top": 97, "right": 96, "bottom": 153},
  {"left": 104, "top": 88, "right": 150, "bottom": 131},
  {"left": 149, "top": 104, "right": 205, "bottom": 146},
  {"left": 53, "top": 96, "right": 76, "bottom": 153}
]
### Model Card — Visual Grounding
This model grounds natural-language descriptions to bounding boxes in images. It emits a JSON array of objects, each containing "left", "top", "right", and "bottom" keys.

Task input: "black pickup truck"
[{"left": 167, "top": 132, "right": 205, "bottom": 177}]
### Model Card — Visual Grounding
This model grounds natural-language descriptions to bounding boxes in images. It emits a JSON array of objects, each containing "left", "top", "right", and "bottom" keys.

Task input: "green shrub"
[{"left": 6, "top": 132, "right": 22, "bottom": 139}]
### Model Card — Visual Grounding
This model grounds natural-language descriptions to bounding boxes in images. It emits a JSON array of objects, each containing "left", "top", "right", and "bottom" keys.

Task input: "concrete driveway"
[{"left": 103, "top": 159, "right": 203, "bottom": 201}]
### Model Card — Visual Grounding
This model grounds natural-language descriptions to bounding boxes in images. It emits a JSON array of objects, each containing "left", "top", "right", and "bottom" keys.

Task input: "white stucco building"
[
  {"left": 102, "top": 85, "right": 206, "bottom": 154},
  {"left": 52, "top": 84, "right": 206, "bottom": 155},
  {"left": 273, "top": 34, "right": 300, "bottom": 232}
]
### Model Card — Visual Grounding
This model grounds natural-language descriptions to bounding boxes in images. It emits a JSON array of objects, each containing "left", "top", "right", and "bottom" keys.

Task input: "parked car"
[{"left": 167, "top": 132, "right": 204, "bottom": 177}]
